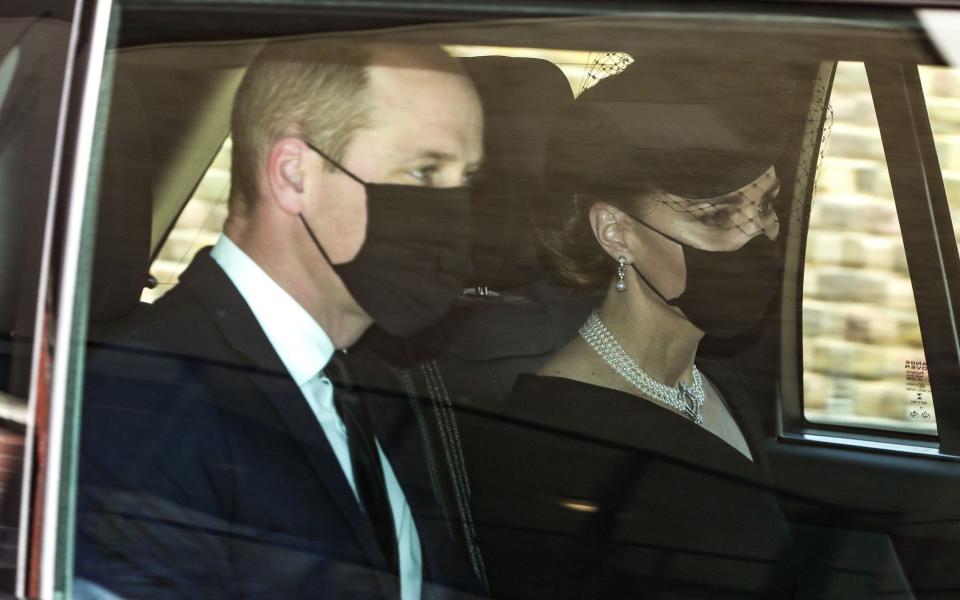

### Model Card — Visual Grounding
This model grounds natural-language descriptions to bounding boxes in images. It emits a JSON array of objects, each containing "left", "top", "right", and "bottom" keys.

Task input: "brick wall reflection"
[{"left": 802, "top": 62, "right": 960, "bottom": 433}]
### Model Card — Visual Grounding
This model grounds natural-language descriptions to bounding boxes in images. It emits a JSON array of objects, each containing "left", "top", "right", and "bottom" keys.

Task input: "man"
[{"left": 77, "top": 37, "right": 485, "bottom": 599}]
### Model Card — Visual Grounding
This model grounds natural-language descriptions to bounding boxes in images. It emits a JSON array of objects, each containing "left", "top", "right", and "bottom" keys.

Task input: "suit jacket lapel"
[{"left": 176, "top": 249, "right": 397, "bottom": 596}]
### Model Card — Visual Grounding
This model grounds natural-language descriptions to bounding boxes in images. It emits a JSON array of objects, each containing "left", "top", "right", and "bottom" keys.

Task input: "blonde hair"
[{"left": 229, "top": 38, "right": 372, "bottom": 214}]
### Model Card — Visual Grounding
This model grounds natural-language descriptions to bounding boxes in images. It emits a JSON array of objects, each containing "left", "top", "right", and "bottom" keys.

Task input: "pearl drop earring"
[{"left": 616, "top": 256, "right": 627, "bottom": 292}]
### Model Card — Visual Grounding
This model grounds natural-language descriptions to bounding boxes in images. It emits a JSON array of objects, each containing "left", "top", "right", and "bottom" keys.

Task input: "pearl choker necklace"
[{"left": 579, "top": 310, "right": 705, "bottom": 425}]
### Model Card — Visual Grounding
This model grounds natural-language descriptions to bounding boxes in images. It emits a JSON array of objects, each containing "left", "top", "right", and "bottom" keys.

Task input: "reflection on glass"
[{"left": 803, "top": 61, "right": 936, "bottom": 433}]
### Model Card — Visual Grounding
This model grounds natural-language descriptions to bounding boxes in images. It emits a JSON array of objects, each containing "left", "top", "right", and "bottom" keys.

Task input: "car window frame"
[
  {"left": 778, "top": 51, "right": 960, "bottom": 459},
  {"left": 866, "top": 60, "right": 960, "bottom": 453},
  {"left": 27, "top": 0, "right": 113, "bottom": 597}
]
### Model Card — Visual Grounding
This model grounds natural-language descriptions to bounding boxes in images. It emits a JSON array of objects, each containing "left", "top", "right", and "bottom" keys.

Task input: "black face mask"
[
  {"left": 629, "top": 218, "right": 782, "bottom": 339},
  {"left": 299, "top": 142, "right": 472, "bottom": 337}
]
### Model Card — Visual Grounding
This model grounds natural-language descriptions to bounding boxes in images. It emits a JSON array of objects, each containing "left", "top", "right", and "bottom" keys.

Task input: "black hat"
[{"left": 546, "top": 57, "right": 810, "bottom": 200}]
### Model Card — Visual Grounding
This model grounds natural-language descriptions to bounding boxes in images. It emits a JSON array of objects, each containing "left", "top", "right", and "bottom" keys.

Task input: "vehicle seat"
[
  {"left": 460, "top": 55, "right": 567, "bottom": 291},
  {"left": 86, "top": 62, "right": 155, "bottom": 335},
  {"left": 425, "top": 56, "right": 595, "bottom": 404}
]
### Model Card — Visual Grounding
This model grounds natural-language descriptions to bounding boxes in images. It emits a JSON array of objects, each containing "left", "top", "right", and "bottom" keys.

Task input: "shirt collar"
[{"left": 210, "top": 235, "right": 334, "bottom": 386}]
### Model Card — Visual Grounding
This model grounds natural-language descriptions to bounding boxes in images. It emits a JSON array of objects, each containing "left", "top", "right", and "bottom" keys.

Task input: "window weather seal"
[
  {"left": 865, "top": 61, "right": 960, "bottom": 455},
  {"left": 780, "top": 431, "right": 957, "bottom": 461},
  {"left": 38, "top": 0, "right": 114, "bottom": 597},
  {"left": 15, "top": 3, "right": 86, "bottom": 598}
]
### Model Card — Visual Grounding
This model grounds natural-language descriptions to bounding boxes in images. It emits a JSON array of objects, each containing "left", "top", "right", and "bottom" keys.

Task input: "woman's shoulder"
[
  {"left": 536, "top": 336, "right": 635, "bottom": 394},
  {"left": 505, "top": 372, "right": 662, "bottom": 445},
  {"left": 511, "top": 371, "right": 622, "bottom": 404},
  {"left": 508, "top": 368, "right": 703, "bottom": 440},
  {"left": 537, "top": 335, "right": 591, "bottom": 378},
  {"left": 503, "top": 370, "right": 768, "bottom": 480}
]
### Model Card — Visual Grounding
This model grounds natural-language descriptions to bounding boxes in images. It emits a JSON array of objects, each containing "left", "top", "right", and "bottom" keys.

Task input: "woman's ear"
[
  {"left": 588, "top": 201, "right": 637, "bottom": 263},
  {"left": 265, "top": 137, "right": 309, "bottom": 215}
]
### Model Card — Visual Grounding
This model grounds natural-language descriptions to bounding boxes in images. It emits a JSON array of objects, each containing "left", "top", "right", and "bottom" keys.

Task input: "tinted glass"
[{"left": 71, "top": 4, "right": 960, "bottom": 599}]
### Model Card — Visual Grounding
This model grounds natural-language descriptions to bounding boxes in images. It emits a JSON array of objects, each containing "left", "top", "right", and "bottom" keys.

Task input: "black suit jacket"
[{"left": 77, "top": 249, "right": 486, "bottom": 600}]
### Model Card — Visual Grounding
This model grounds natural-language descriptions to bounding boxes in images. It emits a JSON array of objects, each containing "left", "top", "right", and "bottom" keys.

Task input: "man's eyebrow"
[
  {"left": 411, "top": 150, "right": 459, "bottom": 162},
  {"left": 407, "top": 149, "right": 484, "bottom": 171}
]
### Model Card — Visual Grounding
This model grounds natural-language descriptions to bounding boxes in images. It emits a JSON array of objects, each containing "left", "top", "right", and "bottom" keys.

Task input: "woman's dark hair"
[
  {"left": 534, "top": 102, "right": 659, "bottom": 292},
  {"left": 534, "top": 58, "right": 810, "bottom": 293}
]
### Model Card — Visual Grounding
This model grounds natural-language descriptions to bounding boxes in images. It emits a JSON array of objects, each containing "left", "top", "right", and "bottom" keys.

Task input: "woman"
[{"left": 463, "top": 64, "right": 805, "bottom": 599}]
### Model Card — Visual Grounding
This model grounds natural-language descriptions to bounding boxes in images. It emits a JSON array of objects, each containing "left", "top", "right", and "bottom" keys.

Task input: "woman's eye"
[
  {"left": 695, "top": 208, "right": 732, "bottom": 228},
  {"left": 758, "top": 190, "right": 781, "bottom": 217},
  {"left": 763, "top": 188, "right": 781, "bottom": 208}
]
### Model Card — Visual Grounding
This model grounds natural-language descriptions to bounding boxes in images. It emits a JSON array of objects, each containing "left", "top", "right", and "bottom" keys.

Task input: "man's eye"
[{"left": 408, "top": 166, "right": 438, "bottom": 186}]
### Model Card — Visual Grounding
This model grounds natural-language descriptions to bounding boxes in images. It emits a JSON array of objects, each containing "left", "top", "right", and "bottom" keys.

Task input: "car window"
[
  {"left": 803, "top": 61, "right": 937, "bottom": 434},
  {"left": 63, "top": 4, "right": 960, "bottom": 600}
]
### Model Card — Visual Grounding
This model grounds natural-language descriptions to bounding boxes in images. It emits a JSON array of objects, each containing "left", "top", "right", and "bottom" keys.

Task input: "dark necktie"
[{"left": 324, "top": 351, "right": 400, "bottom": 578}]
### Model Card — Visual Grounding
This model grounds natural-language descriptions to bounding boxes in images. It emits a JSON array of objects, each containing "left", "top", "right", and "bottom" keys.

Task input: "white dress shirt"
[{"left": 211, "top": 236, "right": 422, "bottom": 600}]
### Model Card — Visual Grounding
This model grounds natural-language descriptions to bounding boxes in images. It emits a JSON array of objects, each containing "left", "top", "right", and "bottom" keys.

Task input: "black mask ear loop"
[
  {"left": 621, "top": 211, "right": 685, "bottom": 306},
  {"left": 630, "top": 262, "right": 676, "bottom": 305},
  {"left": 300, "top": 213, "right": 334, "bottom": 264},
  {"left": 302, "top": 140, "right": 369, "bottom": 186},
  {"left": 298, "top": 140, "right": 368, "bottom": 265}
]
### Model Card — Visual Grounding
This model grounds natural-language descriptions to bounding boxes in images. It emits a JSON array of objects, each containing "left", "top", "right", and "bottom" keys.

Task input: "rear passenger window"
[{"left": 802, "top": 61, "right": 936, "bottom": 434}]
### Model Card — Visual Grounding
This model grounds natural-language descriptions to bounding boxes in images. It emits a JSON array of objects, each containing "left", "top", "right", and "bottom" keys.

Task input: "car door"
[{"left": 765, "top": 28, "right": 960, "bottom": 599}]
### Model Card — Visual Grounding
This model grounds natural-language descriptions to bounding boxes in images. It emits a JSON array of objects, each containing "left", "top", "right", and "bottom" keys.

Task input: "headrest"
[
  {"left": 459, "top": 56, "right": 573, "bottom": 291},
  {"left": 88, "top": 64, "right": 154, "bottom": 323}
]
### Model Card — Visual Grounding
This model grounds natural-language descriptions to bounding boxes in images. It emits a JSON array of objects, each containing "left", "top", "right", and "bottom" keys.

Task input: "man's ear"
[
  {"left": 265, "top": 137, "right": 309, "bottom": 215},
  {"left": 588, "top": 201, "right": 637, "bottom": 263}
]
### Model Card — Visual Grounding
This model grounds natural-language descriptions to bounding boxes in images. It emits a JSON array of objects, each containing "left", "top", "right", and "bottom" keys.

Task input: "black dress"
[{"left": 460, "top": 365, "right": 798, "bottom": 599}]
